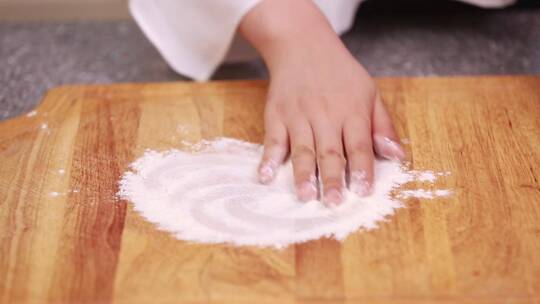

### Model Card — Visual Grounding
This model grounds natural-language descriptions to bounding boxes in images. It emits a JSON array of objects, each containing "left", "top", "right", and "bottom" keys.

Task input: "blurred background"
[{"left": 0, "top": 0, "right": 539, "bottom": 120}]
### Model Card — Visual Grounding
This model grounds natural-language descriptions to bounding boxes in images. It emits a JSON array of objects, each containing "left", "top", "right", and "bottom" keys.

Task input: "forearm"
[{"left": 239, "top": 0, "right": 347, "bottom": 74}]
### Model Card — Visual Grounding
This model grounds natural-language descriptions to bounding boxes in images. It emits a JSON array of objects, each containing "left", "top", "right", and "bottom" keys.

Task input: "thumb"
[{"left": 371, "top": 92, "right": 406, "bottom": 162}]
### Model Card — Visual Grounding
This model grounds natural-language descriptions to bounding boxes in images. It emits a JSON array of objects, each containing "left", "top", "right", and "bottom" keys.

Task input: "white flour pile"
[{"left": 119, "top": 138, "right": 450, "bottom": 248}]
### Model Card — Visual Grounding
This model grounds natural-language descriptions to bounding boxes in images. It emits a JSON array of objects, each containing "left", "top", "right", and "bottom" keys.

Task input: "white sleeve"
[
  {"left": 130, "top": 0, "right": 516, "bottom": 81},
  {"left": 129, "top": 0, "right": 365, "bottom": 81},
  {"left": 129, "top": 0, "right": 261, "bottom": 81},
  {"left": 456, "top": 0, "right": 516, "bottom": 8}
]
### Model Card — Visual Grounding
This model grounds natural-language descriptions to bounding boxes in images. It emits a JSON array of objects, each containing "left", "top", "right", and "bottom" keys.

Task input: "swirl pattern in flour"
[{"left": 119, "top": 138, "right": 414, "bottom": 248}]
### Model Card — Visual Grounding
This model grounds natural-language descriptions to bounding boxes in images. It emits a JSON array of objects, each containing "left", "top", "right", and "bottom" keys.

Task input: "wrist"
[{"left": 239, "top": 0, "right": 343, "bottom": 74}]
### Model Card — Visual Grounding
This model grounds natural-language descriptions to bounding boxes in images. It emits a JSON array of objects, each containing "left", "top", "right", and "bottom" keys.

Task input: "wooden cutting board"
[{"left": 1, "top": 76, "right": 539, "bottom": 303}]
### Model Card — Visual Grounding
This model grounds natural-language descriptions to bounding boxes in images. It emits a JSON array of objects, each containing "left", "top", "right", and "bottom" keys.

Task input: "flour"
[
  {"left": 398, "top": 189, "right": 452, "bottom": 199},
  {"left": 119, "top": 138, "right": 451, "bottom": 248},
  {"left": 409, "top": 170, "right": 450, "bottom": 183}
]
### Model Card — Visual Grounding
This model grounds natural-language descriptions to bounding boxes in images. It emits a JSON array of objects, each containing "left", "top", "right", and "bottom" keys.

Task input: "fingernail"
[
  {"left": 258, "top": 160, "right": 277, "bottom": 184},
  {"left": 323, "top": 188, "right": 343, "bottom": 206},
  {"left": 374, "top": 135, "right": 406, "bottom": 162},
  {"left": 349, "top": 170, "right": 372, "bottom": 196},
  {"left": 297, "top": 179, "right": 318, "bottom": 202}
]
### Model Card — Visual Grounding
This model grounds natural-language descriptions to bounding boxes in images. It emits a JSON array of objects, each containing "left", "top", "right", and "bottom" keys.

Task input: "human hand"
[{"left": 240, "top": 0, "right": 405, "bottom": 205}]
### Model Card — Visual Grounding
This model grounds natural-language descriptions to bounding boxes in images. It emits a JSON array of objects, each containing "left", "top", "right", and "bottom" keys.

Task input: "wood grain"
[{"left": 0, "top": 76, "right": 539, "bottom": 303}]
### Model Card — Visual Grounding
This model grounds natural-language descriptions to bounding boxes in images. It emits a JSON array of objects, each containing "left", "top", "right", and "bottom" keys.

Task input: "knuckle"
[
  {"left": 364, "top": 79, "right": 378, "bottom": 96},
  {"left": 264, "top": 109, "right": 274, "bottom": 121},
  {"left": 350, "top": 109, "right": 371, "bottom": 123},
  {"left": 317, "top": 148, "right": 345, "bottom": 163},
  {"left": 359, "top": 111, "right": 372, "bottom": 122},
  {"left": 373, "top": 86, "right": 382, "bottom": 99},
  {"left": 274, "top": 102, "right": 287, "bottom": 116},
  {"left": 322, "top": 177, "right": 343, "bottom": 190},
  {"left": 266, "top": 100, "right": 287, "bottom": 116},
  {"left": 347, "top": 142, "right": 372, "bottom": 158},
  {"left": 297, "top": 95, "right": 312, "bottom": 109},
  {"left": 265, "top": 136, "right": 286, "bottom": 148},
  {"left": 291, "top": 145, "right": 316, "bottom": 162},
  {"left": 295, "top": 171, "right": 314, "bottom": 184}
]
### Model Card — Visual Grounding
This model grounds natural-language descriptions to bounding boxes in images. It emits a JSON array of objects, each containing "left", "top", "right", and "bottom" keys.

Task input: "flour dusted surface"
[{"left": 119, "top": 138, "right": 450, "bottom": 248}]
